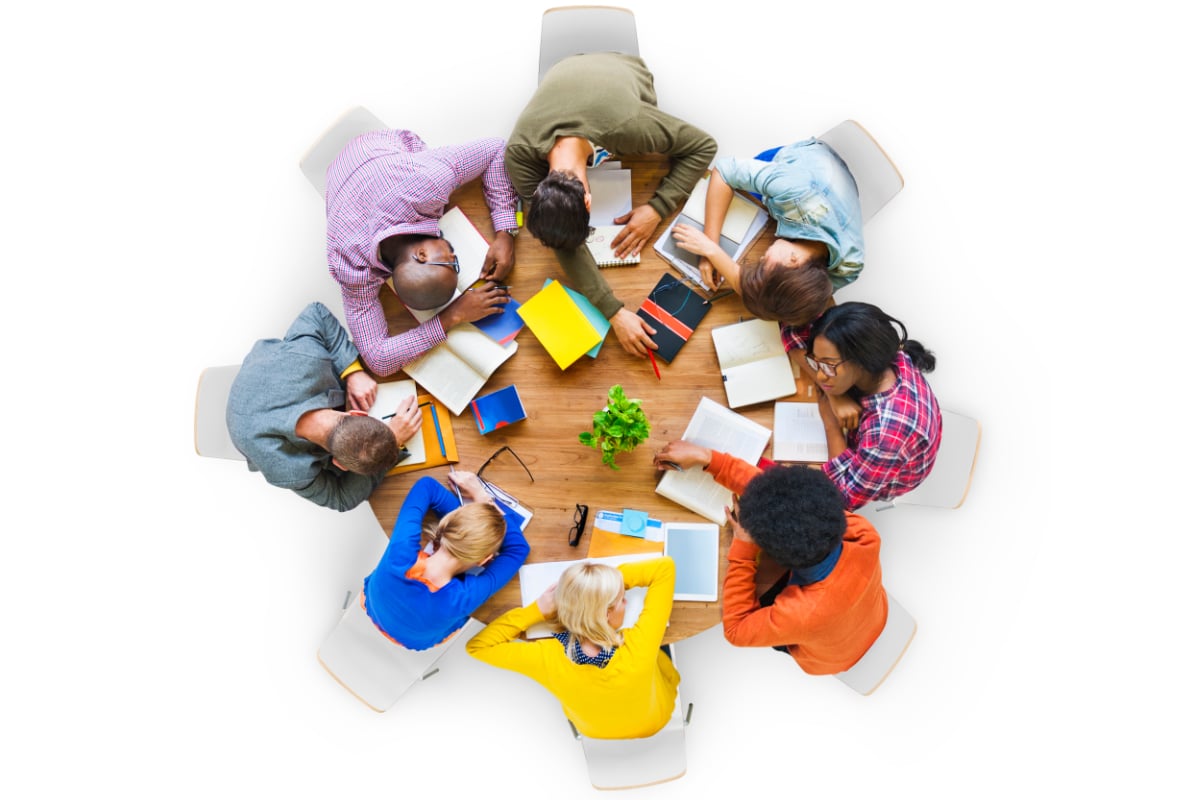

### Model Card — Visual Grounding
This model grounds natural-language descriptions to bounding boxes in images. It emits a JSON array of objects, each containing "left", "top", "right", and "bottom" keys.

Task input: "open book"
[
  {"left": 402, "top": 326, "right": 518, "bottom": 416},
  {"left": 517, "top": 553, "right": 659, "bottom": 639},
  {"left": 652, "top": 173, "right": 769, "bottom": 291},
  {"left": 712, "top": 318, "right": 797, "bottom": 408},
  {"left": 656, "top": 397, "right": 772, "bottom": 524},
  {"left": 773, "top": 402, "right": 829, "bottom": 463},
  {"left": 407, "top": 207, "right": 492, "bottom": 323}
]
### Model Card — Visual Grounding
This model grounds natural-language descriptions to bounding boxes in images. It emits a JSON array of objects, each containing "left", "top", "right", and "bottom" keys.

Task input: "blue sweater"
[{"left": 363, "top": 477, "right": 530, "bottom": 650}]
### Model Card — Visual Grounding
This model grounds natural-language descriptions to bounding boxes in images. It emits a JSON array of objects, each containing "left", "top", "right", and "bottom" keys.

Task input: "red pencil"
[{"left": 647, "top": 349, "right": 661, "bottom": 380}]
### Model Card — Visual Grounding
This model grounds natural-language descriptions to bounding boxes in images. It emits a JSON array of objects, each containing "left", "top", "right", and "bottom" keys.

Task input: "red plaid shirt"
[
  {"left": 823, "top": 351, "right": 943, "bottom": 509},
  {"left": 325, "top": 131, "right": 518, "bottom": 376}
]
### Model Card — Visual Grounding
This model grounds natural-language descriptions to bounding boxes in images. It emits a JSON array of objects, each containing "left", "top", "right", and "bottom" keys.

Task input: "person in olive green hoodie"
[{"left": 505, "top": 52, "right": 717, "bottom": 356}]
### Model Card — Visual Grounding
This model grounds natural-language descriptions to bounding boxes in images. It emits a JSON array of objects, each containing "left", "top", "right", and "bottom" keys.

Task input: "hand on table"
[
  {"left": 344, "top": 370, "right": 377, "bottom": 412},
  {"left": 481, "top": 231, "right": 515, "bottom": 281},
  {"left": 440, "top": 282, "right": 509, "bottom": 329},
  {"left": 653, "top": 440, "right": 712, "bottom": 472},
  {"left": 536, "top": 583, "right": 558, "bottom": 618},
  {"left": 670, "top": 225, "right": 723, "bottom": 291},
  {"left": 611, "top": 307, "right": 657, "bottom": 356},
  {"left": 824, "top": 391, "right": 861, "bottom": 431},
  {"left": 610, "top": 204, "right": 662, "bottom": 259},
  {"left": 448, "top": 469, "right": 492, "bottom": 504}
]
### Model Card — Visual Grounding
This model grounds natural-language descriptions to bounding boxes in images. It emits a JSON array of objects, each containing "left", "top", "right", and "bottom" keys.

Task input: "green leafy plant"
[{"left": 579, "top": 384, "right": 651, "bottom": 470}]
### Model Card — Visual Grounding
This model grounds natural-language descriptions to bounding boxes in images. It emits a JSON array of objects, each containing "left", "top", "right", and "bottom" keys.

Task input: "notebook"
[
  {"left": 773, "top": 402, "right": 830, "bottom": 462},
  {"left": 652, "top": 173, "right": 770, "bottom": 291},
  {"left": 544, "top": 279, "right": 609, "bottom": 358},
  {"left": 663, "top": 522, "right": 720, "bottom": 602},
  {"left": 711, "top": 318, "right": 797, "bottom": 408},
  {"left": 366, "top": 379, "right": 425, "bottom": 467},
  {"left": 635, "top": 273, "right": 712, "bottom": 363},
  {"left": 470, "top": 384, "right": 527, "bottom": 435},
  {"left": 384, "top": 393, "right": 459, "bottom": 476},
  {"left": 586, "top": 225, "right": 640, "bottom": 267},
  {"left": 518, "top": 280, "right": 602, "bottom": 369},
  {"left": 655, "top": 397, "right": 773, "bottom": 524},
  {"left": 587, "top": 167, "right": 633, "bottom": 227},
  {"left": 401, "top": 326, "right": 518, "bottom": 416},
  {"left": 517, "top": 553, "right": 659, "bottom": 639}
]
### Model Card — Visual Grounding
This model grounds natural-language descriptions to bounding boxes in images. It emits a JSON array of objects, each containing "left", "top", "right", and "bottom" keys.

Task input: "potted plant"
[{"left": 579, "top": 384, "right": 651, "bottom": 470}]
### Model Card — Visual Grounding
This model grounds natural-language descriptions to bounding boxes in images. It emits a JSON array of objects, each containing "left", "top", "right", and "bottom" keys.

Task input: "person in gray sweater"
[
  {"left": 226, "top": 302, "right": 422, "bottom": 511},
  {"left": 505, "top": 52, "right": 717, "bottom": 356}
]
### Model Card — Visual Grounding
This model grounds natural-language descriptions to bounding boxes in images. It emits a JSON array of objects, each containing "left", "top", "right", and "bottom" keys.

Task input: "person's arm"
[
  {"left": 456, "top": 523, "right": 531, "bottom": 615},
  {"left": 293, "top": 468, "right": 383, "bottom": 512},
  {"left": 669, "top": 222, "right": 742, "bottom": 292},
  {"left": 503, "top": 144, "right": 549, "bottom": 208},
  {"left": 440, "top": 137, "right": 520, "bottom": 280},
  {"left": 616, "top": 557, "right": 675, "bottom": 657},
  {"left": 337, "top": 278, "right": 450, "bottom": 377},
  {"left": 465, "top": 601, "right": 552, "bottom": 678},
  {"left": 722, "top": 537, "right": 805, "bottom": 648},
  {"left": 821, "top": 417, "right": 905, "bottom": 510},
  {"left": 284, "top": 302, "right": 361, "bottom": 374},
  {"left": 628, "top": 108, "right": 718, "bottom": 222},
  {"left": 551, "top": 246, "right": 657, "bottom": 357},
  {"left": 383, "top": 476, "right": 457, "bottom": 551}
]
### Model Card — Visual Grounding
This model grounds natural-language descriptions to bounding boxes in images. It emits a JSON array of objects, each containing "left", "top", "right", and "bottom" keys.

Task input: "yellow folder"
[{"left": 517, "top": 280, "right": 602, "bottom": 370}]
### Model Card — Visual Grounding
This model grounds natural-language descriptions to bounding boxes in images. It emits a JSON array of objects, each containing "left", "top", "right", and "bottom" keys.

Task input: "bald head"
[{"left": 388, "top": 236, "right": 459, "bottom": 310}]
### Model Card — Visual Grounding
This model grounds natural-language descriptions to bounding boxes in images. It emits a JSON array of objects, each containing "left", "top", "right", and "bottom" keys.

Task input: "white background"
[{"left": 4, "top": 1, "right": 1195, "bottom": 796}]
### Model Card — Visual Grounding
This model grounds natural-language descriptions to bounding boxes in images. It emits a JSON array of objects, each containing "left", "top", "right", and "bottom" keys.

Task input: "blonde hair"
[
  {"left": 554, "top": 562, "right": 625, "bottom": 650},
  {"left": 430, "top": 503, "right": 506, "bottom": 565}
]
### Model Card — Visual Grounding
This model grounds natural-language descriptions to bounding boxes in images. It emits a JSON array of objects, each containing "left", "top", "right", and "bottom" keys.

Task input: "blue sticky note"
[{"left": 620, "top": 508, "right": 649, "bottom": 539}]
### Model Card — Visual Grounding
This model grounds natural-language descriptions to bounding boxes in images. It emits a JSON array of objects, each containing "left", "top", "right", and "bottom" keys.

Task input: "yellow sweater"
[{"left": 467, "top": 557, "right": 679, "bottom": 739}]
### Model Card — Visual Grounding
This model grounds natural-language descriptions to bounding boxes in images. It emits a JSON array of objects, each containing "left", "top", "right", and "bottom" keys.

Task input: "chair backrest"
[
  {"left": 538, "top": 5, "right": 639, "bottom": 84},
  {"left": 195, "top": 365, "right": 245, "bottom": 461},
  {"left": 317, "top": 592, "right": 479, "bottom": 712},
  {"left": 835, "top": 591, "right": 916, "bottom": 696},
  {"left": 896, "top": 410, "right": 982, "bottom": 509},
  {"left": 817, "top": 119, "right": 904, "bottom": 223},
  {"left": 571, "top": 696, "right": 690, "bottom": 789},
  {"left": 298, "top": 106, "right": 389, "bottom": 196}
]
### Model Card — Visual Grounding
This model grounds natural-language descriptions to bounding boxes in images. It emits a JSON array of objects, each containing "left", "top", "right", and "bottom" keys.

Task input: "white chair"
[
  {"left": 538, "top": 5, "right": 640, "bottom": 84},
  {"left": 566, "top": 644, "right": 690, "bottom": 789},
  {"left": 317, "top": 591, "right": 482, "bottom": 712},
  {"left": 872, "top": 409, "right": 982, "bottom": 511},
  {"left": 194, "top": 365, "right": 245, "bottom": 461},
  {"left": 835, "top": 591, "right": 916, "bottom": 696},
  {"left": 818, "top": 119, "right": 905, "bottom": 223},
  {"left": 298, "top": 105, "right": 389, "bottom": 196}
]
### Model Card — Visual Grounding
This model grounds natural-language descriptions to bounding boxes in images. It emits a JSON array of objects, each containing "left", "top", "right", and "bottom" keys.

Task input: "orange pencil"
[{"left": 647, "top": 349, "right": 661, "bottom": 380}]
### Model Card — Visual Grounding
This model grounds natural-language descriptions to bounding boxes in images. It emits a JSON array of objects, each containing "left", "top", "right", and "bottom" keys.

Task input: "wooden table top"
[{"left": 367, "top": 154, "right": 817, "bottom": 643}]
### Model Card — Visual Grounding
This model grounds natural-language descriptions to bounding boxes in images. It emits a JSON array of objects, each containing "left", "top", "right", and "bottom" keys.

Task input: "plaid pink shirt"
[
  {"left": 823, "top": 351, "right": 943, "bottom": 510},
  {"left": 325, "top": 130, "right": 518, "bottom": 376}
]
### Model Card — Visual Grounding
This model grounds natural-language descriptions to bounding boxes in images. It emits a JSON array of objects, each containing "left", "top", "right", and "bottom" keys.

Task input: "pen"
[
  {"left": 420, "top": 401, "right": 447, "bottom": 457},
  {"left": 647, "top": 349, "right": 661, "bottom": 380},
  {"left": 448, "top": 464, "right": 464, "bottom": 506}
]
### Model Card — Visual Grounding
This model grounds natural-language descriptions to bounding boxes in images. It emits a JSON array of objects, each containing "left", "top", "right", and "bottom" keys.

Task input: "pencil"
[{"left": 647, "top": 349, "right": 661, "bottom": 380}]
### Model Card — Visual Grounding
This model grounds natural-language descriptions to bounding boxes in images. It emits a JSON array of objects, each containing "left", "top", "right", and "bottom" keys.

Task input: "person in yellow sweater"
[{"left": 466, "top": 557, "right": 678, "bottom": 739}]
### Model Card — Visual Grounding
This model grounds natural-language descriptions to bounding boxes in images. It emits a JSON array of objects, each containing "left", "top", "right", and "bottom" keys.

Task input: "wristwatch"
[{"left": 501, "top": 227, "right": 520, "bottom": 238}]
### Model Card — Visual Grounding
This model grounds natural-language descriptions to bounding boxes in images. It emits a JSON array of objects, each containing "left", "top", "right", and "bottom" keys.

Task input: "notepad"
[
  {"left": 773, "top": 402, "right": 830, "bottom": 462},
  {"left": 586, "top": 225, "right": 641, "bottom": 267},
  {"left": 663, "top": 522, "right": 720, "bottom": 601},
  {"left": 712, "top": 318, "right": 797, "bottom": 408},
  {"left": 367, "top": 379, "right": 425, "bottom": 466},
  {"left": 385, "top": 394, "right": 459, "bottom": 476},
  {"left": 635, "top": 273, "right": 711, "bottom": 363},
  {"left": 518, "top": 554, "right": 659, "bottom": 639},
  {"left": 587, "top": 167, "right": 633, "bottom": 227},
  {"left": 470, "top": 384, "right": 527, "bottom": 435},
  {"left": 655, "top": 397, "right": 773, "bottom": 524},
  {"left": 401, "top": 326, "right": 518, "bottom": 416},
  {"left": 652, "top": 173, "right": 769, "bottom": 290},
  {"left": 518, "top": 280, "right": 602, "bottom": 369}
]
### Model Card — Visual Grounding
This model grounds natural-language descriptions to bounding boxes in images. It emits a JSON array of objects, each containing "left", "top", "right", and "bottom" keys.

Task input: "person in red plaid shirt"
[
  {"left": 325, "top": 130, "right": 519, "bottom": 377},
  {"left": 795, "top": 302, "right": 942, "bottom": 510}
]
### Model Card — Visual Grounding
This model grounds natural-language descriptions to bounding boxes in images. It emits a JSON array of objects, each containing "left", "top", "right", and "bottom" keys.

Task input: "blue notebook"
[{"left": 470, "top": 384, "right": 527, "bottom": 435}]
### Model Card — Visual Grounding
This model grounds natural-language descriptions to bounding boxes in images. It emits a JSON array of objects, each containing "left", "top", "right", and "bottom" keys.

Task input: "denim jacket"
[{"left": 714, "top": 138, "right": 865, "bottom": 290}]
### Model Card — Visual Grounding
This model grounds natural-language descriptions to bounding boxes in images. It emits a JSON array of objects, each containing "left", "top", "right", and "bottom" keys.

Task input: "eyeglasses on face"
[
  {"left": 411, "top": 251, "right": 460, "bottom": 274},
  {"left": 804, "top": 353, "right": 847, "bottom": 378},
  {"left": 569, "top": 503, "right": 589, "bottom": 547}
]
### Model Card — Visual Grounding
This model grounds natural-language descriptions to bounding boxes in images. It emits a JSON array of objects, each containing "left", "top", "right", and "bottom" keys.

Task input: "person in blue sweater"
[{"left": 363, "top": 473, "right": 530, "bottom": 650}]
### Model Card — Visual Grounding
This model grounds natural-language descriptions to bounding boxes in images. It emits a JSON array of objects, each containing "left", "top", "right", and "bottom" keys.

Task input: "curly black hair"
[
  {"left": 525, "top": 170, "right": 591, "bottom": 249},
  {"left": 737, "top": 466, "right": 846, "bottom": 569}
]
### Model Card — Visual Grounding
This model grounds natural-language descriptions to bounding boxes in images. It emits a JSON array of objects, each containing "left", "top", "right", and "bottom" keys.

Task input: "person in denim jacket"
[{"left": 671, "top": 138, "right": 864, "bottom": 328}]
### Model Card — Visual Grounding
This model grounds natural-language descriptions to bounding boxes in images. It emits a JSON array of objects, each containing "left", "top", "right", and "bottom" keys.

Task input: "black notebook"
[{"left": 635, "top": 274, "right": 712, "bottom": 363}]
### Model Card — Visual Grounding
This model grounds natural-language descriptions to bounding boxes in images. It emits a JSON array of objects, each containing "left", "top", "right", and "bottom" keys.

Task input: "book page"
[
  {"left": 773, "top": 402, "right": 830, "bottom": 462},
  {"left": 410, "top": 207, "right": 489, "bottom": 323},
  {"left": 656, "top": 397, "right": 772, "bottom": 523},
  {"left": 722, "top": 355, "right": 797, "bottom": 409},
  {"left": 443, "top": 325, "right": 519, "bottom": 378},
  {"left": 518, "top": 553, "right": 658, "bottom": 639},
  {"left": 367, "top": 379, "right": 426, "bottom": 465},
  {"left": 402, "top": 346, "right": 486, "bottom": 416},
  {"left": 680, "top": 174, "right": 762, "bottom": 245},
  {"left": 712, "top": 318, "right": 786, "bottom": 371},
  {"left": 587, "top": 168, "right": 633, "bottom": 225}
]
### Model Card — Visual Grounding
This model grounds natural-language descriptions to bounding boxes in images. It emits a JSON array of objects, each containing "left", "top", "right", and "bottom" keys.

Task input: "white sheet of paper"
[
  {"left": 367, "top": 379, "right": 425, "bottom": 465},
  {"left": 518, "top": 553, "right": 659, "bottom": 639}
]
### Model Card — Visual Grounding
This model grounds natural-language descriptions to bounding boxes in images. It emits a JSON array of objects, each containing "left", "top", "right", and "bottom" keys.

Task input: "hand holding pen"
[{"left": 381, "top": 394, "right": 422, "bottom": 443}]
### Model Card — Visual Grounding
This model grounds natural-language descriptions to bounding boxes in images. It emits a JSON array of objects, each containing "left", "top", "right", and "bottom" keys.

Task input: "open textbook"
[
  {"left": 712, "top": 318, "right": 796, "bottom": 408},
  {"left": 773, "top": 402, "right": 830, "bottom": 463},
  {"left": 402, "top": 326, "right": 518, "bottom": 416},
  {"left": 518, "top": 553, "right": 659, "bottom": 639},
  {"left": 653, "top": 173, "right": 769, "bottom": 291},
  {"left": 656, "top": 397, "right": 772, "bottom": 524}
]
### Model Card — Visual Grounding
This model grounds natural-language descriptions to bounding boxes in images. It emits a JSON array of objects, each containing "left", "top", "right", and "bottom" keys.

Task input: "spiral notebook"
[{"left": 586, "top": 225, "right": 641, "bottom": 267}]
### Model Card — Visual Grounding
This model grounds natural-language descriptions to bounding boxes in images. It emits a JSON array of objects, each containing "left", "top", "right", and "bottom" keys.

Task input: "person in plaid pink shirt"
[
  {"left": 326, "top": 130, "right": 520, "bottom": 376},
  {"left": 788, "top": 302, "right": 942, "bottom": 510}
]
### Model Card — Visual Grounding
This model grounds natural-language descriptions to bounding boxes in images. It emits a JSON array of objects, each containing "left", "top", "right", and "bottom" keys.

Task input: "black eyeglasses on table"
[
  {"left": 569, "top": 503, "right": 589, "bottom": 547},
  {"left": 476, "top": 445, "right": 534, "bottom": 505}
]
